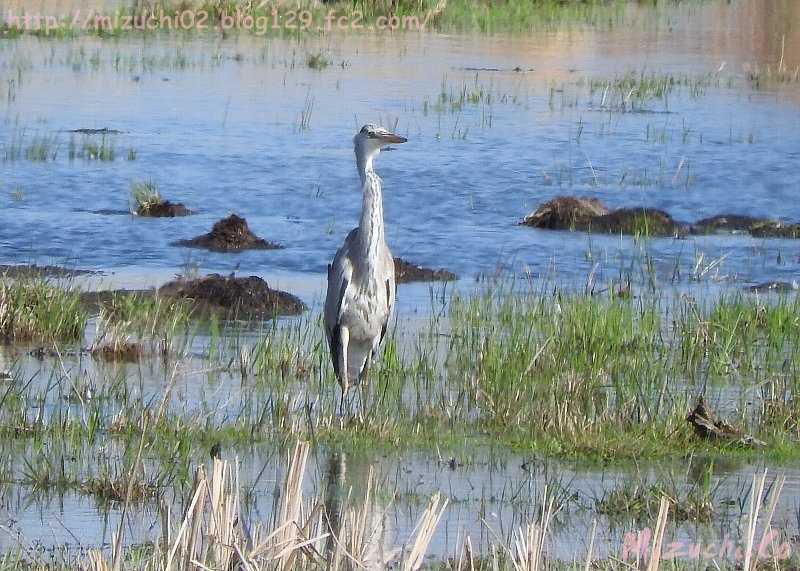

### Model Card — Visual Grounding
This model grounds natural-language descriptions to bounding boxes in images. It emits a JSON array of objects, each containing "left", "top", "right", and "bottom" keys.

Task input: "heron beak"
[{"left": 378, "top": 132, "right": 407, "bottom": 144}]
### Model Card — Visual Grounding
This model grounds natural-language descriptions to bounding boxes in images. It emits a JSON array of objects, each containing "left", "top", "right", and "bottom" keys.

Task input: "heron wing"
[
  {"left": 377, "top": 246, "right": 396, "bottom": 347},
  {"left": 324, "top": 229, "right": 358, "bottom": 378}
]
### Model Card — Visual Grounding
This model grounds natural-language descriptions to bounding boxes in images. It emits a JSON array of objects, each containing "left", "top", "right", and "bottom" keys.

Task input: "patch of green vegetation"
[
  {"left": 130, "top": 180, "right": 162, "bottom": 215},
  {"left": 586, "top": 70, "right": 719, "bottom": 112},
  {"left": 24, "top": 134, "right": 60, "bottom": 162},
  {"left": 0, "top": 280, "right": 86, "bottom": 342},
  {"left": 90, "top": 290, "right": 196, "bottom": 358},
  {"left": 72, "top": 134, "right": 115, "bottom": 161},
  {"left": 595, "top": 469, "right": 716, "bottom": 523},
  {"left": 305, "top": 51, "right": 331, "bottom": 71}
]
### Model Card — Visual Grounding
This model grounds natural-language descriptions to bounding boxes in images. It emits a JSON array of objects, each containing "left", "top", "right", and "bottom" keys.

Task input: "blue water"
[{"left": 2, "top": 3, "right": 800, "bottom": 301}]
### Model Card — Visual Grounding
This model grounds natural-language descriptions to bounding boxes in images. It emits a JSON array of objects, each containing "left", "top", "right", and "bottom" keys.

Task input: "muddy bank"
[
  {"left": 83, "top": 275, "right": 305, "bottom": 319},
  {"left": 394, "top": 258, "right": 457, "bottom": 284},
  {"left": 523, "top": 197, "right": 800, "bottom": 238},
  {"left": 159, "top": 274, "right": 305, "bottom": 318},
  {"left": 749, "top": 221, "right": 800, "bottom": 238},
  {"left": 521, "top": 197, "right": 686, "bottom": 237},
  {"left": 521, "top": 196, "right": 608, "bottom": 230},
  {"left": 135, "top": 200, "right": 193, "bottom": 217},
  {"left": 691, "top": 214, "right": 770, "bottom": 234},
  {"left": 174, "top": 215, "right": 282, "bottom": 252},
  {"left": 0, "top": 264, "right": 98, "bottom": 278}
]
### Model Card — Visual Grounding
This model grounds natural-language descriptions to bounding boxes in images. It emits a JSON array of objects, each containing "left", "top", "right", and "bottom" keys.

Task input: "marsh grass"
[
  {"left": 68, "top": 441, "right": 449, "bottom": 570},
  {"left": 587, "top": 71, "right": 719, "bottom": 112},
  {"left": 595, "top": 471, "right": 716, "bottom": 523},
  {"left": 24, "top": 134, "right": 60, "bottom": 162},
  {"left": 129, "top": 180, "right": 162, "bottom": 215},
  {"left": 90, "top": 292, "right": 195, "bottom": 359},
  {"left": 305, "top": 51, "right": 331, "bottom": 71},
  {"left": 69, "top": 134, "right": 116, "bottom": 161},
  {"left": 0, "top": 279, "right": 86, "bottom": 342}
]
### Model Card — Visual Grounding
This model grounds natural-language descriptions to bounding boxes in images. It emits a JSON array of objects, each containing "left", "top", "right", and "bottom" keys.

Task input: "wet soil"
[
  {"left": 81, "top": 275, "right": 305, "bottom": 319},
  {"left": 749, "top": 221, "right": 800, "bottom": 238},
  {"left": 0, "top": 264, "right": 99, "bottom": 278},
  {"left": 591, "top": 208, "right": 687, "bottom": 237},
  {"left": 521, "top": 196, "right": 608, "bottom": 230},
  {"left": 173, "top": 215, "right": 282, "bottom": 252},
  {"left": 394, "top": 258, "right": 457, "bottom": 284},
  {"left": 158, "top": 274, "right": 305, "bottom": 318},
  {"left": 691, "top": 214, "right": 771, "bottom": 234},
  {"left": 135, "top": 200, "right": 193, "bottom": 217},
  {"left": 522, "top": 197, "right": 686, "bottom": 237},
  {"left": 524, "top": 197, "right": 800, "bottom": 239}
]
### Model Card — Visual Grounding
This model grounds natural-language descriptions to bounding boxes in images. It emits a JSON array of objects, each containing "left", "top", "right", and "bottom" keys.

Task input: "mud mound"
[
  {"left": 521, "top": 196, "right": 608, "bottom": 230},
  {"left": 522, "top": 197, "right": 685, "bottom": 237},
  {"left": 692, "top": 214, "right": 771, "bottom": 234},
  {"left": 592, "top": 208, "right": 686, "bottom": 237},
  {"left": 158, "top": 274, "right": 305, "bottom": 318},
  {"left": 174, "top": 215, "right": 282, "bottom": 252},
  {"left": 0, "top": 264, "right": 99, "bottom": 278},
  {"left": 394, "top": 258, "right": 457, "bottom": 284},
  {"left": 749, "top": 221, "right": 800, "bottom": 239},
  {"left": 136, "top": 200, "right": 193, "bottom": 217}
]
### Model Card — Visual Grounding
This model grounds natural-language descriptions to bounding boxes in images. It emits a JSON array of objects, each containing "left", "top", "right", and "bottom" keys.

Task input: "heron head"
[{"left": 354, "top": 124, "right": 407, "bottom": 154}]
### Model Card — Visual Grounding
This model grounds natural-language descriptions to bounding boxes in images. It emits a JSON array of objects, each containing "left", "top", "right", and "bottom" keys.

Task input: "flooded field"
[{"left": 2, "top": 0, "right": 800, "bottom": 568}]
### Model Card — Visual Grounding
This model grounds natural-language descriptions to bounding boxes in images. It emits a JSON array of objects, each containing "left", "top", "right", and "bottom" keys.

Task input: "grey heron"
[{"left": 324, "top": 124, "right": 407, "bottom": 403}]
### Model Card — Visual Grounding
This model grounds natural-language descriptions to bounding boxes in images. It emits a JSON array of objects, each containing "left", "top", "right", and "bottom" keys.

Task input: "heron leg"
[
  {"left": 356, "top": 360, "right": 370, "bottom": 419},
  {"left": 337, "top": 326, "right": 350, "bottom": 416}
]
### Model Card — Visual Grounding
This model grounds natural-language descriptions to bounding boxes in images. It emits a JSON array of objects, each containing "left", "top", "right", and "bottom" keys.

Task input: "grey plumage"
[{"left": 324, "top": 124, "right": 407, "bottom": 393}]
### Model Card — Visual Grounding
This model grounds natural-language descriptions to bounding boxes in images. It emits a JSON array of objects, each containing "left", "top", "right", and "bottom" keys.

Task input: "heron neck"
[{"left": 358, "top": 172, "right": 385, "bottom": 266}]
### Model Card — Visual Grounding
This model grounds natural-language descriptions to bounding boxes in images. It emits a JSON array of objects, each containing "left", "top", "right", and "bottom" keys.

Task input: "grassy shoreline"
[{"left": 2, "top": 275, "right": 799, "bottom": 465}]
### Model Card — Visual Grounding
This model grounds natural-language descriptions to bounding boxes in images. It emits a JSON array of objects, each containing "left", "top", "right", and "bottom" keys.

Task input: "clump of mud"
[
  {"left": 0, "top": 264, "right": 98, "bottom": 278},
  {"left": 90, "top": 342, "right": 145, "bottom": 362},
  {"left": 522, "top": 196, "right": 686, "bottom": 237},
  {"left": 592, "top": 208, "right": 686, "bottom": 236},
  {"left": 158, "top": 274, "right": 305, "bottom": 318},
  {"left": 749, "top": 221, "right": 800, "bottom": 239},
  {"left": 174, "top": 215, "right": 282, "bottom": 252},
  {"left": 136, "top": 200, "right": 193, "bottom": 217},
  {"left": 394, "top": 258, "right": 457, "bottom": 284},
  {"left": 521, "top": 196, "right": 608, "bottom": 230},
  {"left": 691, "top": 214, "right": 771, "bottom": 235},
  {"left": 686, "top": 397, "right": 764, "bottom": 447}
]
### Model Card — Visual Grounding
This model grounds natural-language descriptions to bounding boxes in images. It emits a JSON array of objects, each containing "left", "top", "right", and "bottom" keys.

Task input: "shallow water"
[
  {"left": 1, "top": 0, "right": 800, "bottom": 297},
  {"left": 3, "top": 0, "right": 800, "bottom": 564},
  {"left": 3, "top": 441, "right": 800, "bottom": 562}
]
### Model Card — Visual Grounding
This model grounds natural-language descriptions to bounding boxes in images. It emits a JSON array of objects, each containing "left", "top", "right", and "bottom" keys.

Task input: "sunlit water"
[{"left": 2, "top": 0, "right": 800, "bottom": 563}]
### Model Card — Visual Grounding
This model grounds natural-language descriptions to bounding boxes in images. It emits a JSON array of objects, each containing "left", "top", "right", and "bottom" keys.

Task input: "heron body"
[{"left": 324, "top": 125, "right": 406, "bottom": 392}]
